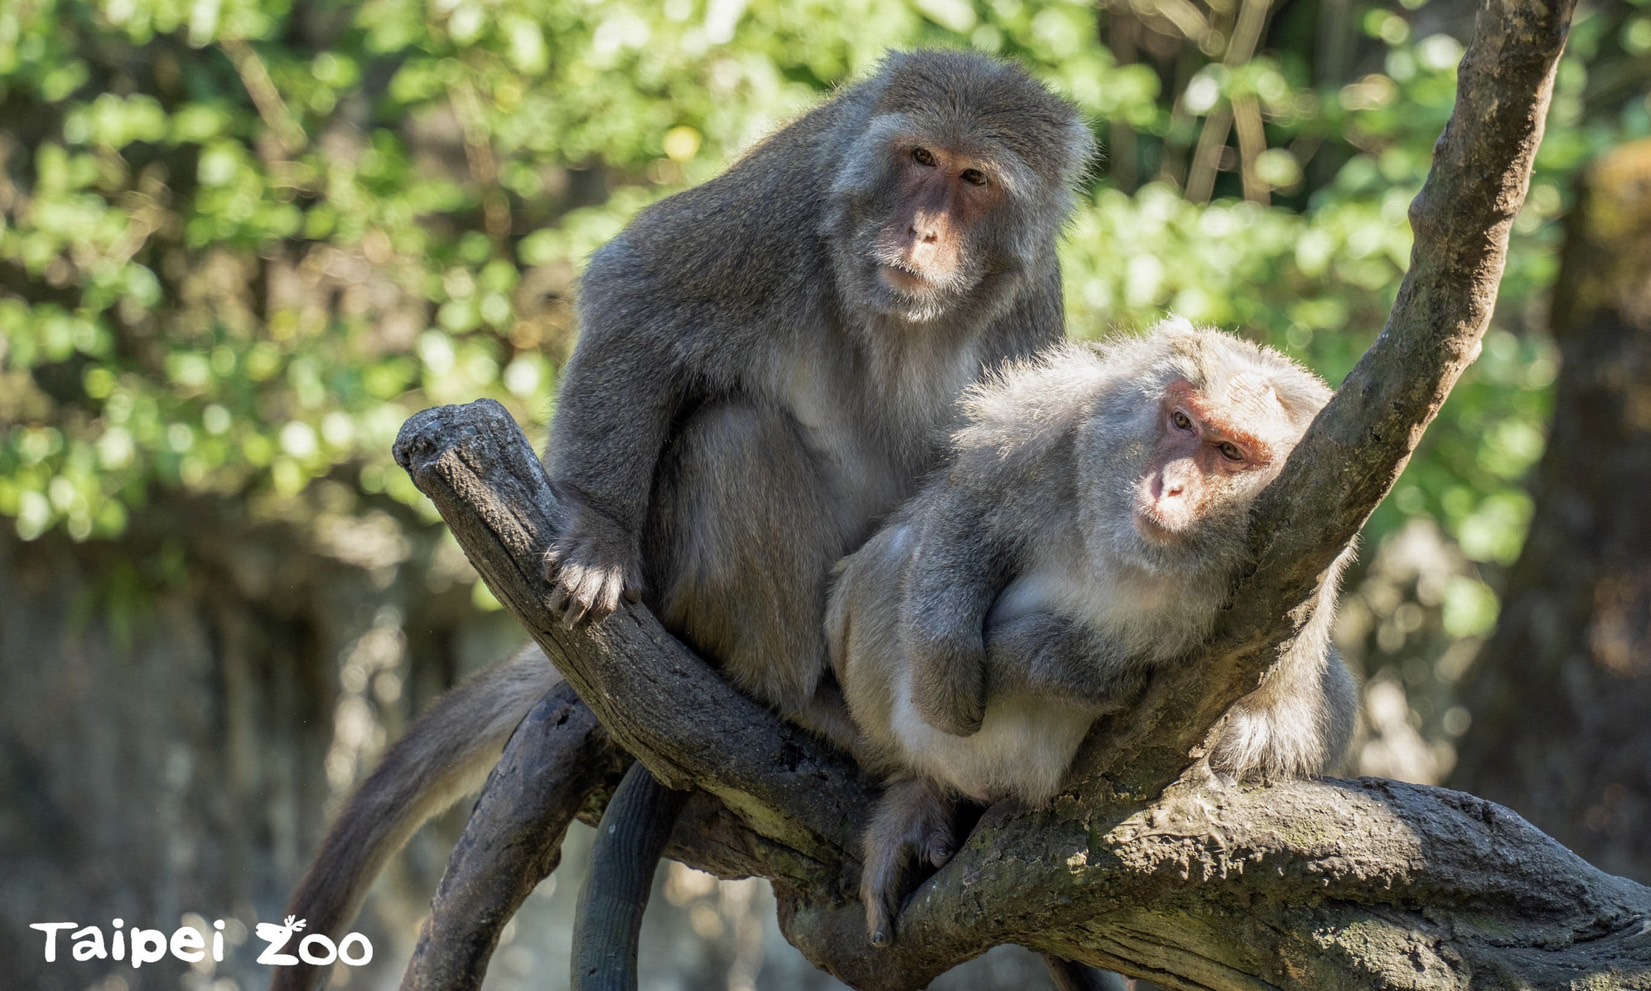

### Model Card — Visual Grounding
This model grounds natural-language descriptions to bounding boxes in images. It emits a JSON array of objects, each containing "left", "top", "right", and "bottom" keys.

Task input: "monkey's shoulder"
[
  {"left": 617, "top": 100, "right": 844, "bottom": 251},
  {"left": 582, "top": 93, "right": 871, "bottom": 316},
  {"left": 588, "top": 167, "right": 829, "bottom": 318},
  {"left": 944, "top": 345, "right": 1116, "bottom": 481},
  {"left": 965, "top": 341, "right": 1112, "bottom": 414}
]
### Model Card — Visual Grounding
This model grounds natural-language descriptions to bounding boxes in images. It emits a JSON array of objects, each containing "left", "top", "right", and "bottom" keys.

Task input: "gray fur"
[
  {"left": 276, "top": 51, "right": 1093, "bottom": 988},
  {"left": 542, "top": 49, "right": 1094, "bottom": 729},
  {"left": 827, "top": 318, "right": 1357, "bottom": 943}
]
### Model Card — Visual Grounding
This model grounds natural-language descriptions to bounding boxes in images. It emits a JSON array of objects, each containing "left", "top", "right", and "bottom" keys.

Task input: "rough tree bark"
[
  {"left": 1450, "top": 138, "right": 1651, "bottom": 884},
  {"left": 388, "top": 0, "right": 1651, "bottom": 988}
]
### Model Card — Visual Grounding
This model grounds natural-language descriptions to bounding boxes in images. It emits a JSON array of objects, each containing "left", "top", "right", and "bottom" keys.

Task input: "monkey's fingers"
[
  {"left": 545, "top": 583, "right": 573, "bottom": 622},
  {"left": 541, "top": 543, "right": 641, "bottom": 626},
  {"left": 555, "top": 571, "right": 617, "bottom": 625},
  {"left": 541, "top": 559, "right": 595, "bottom": 625},
  {"left": 910, "top": 641, "right": 987, "bottom": 737}
]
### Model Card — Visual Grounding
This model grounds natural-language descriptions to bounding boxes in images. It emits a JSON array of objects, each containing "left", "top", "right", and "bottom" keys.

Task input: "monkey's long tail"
[{"left": 271, "top": 644, "right": 559, "bottom": 991}]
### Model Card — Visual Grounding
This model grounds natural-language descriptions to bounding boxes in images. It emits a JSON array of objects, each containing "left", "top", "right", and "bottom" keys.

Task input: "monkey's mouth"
[
  {"left": 880, "top": 262, "right": 936, "bottom": 295},
  {"left": 1133, "top": 508, "right": 1184, "bottom": 545}
]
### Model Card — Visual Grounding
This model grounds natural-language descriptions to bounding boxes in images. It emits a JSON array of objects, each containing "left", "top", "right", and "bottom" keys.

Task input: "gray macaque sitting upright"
[
  {"left": 273, "top": 52, "right": 1097, "bottom": 991},
  {"left": 826, "top": 317, "right": 1358, "bottom": 945}
]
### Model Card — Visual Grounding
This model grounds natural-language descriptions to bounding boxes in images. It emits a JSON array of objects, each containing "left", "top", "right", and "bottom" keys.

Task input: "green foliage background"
[{"left": 1, "top": 0, "right": 1647, "bottom": 629}]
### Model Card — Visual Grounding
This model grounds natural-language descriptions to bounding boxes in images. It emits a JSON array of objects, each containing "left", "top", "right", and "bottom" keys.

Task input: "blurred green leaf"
[{"left": 0, "top": 0, "right": 1641, "bottom": 648}]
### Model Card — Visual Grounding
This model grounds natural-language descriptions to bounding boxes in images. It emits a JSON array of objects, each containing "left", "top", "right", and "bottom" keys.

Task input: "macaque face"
[
  {"left": 874, "top": 142, "right": 1005, "bottom": 299},
  {"left": 1133, "top": 375, "right": 1291, "bottom": 545},
  {"left": 832, "top": 117, "right": 1034, "bottom": 325}
]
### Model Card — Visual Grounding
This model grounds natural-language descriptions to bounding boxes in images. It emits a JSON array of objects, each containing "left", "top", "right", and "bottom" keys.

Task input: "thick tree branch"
[
  {"left": 390, "top": 399, "right": 872, "bottom": 897},
  {"left": 787, "top": 778, "right": 1651, "bottom": 989},
  {"left": 401, "top": 681, "right": 625, "bottom": 991},
  {"left": 392, "top": 398, "right": 1651, "bottom": 990}
]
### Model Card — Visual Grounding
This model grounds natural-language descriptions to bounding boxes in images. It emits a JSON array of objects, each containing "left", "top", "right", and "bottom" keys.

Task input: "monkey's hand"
[
  {"left": 542, "top": 497, "right": 644, "bottom": 625},
  {"left": 906, "top": 631, "right": 988, "bottom": 737},
  {"left": 983, "top": 614, "right": 1146, "bottom": 716}
]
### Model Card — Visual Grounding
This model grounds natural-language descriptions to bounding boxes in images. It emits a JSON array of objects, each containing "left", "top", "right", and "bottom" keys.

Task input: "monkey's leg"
[
  {"left": 647, "top": 401, "right": 856, "bottom": 740},
  {"left": 861, "top": 775, "right": 958, "bottom": 947},
  {"left": 903, "top": 492, "right": 1008, "bottom": 737},
  {"left": 570, "top": 402, "right": 856, "bottom": 986},
  {"left": 982, "top": 612, "right": 1148, "bottom": 714}
]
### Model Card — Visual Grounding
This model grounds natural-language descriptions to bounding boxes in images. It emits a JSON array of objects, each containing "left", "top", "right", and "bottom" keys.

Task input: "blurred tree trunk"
[
  {"left": 0, "top": 503, "right": 505, "bottom": 990},
  {"left": 1450, "top": 138, "right": 1651, "bottom": 883}
]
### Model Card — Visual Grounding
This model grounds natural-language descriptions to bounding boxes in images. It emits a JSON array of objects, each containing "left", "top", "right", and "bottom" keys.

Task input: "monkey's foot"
[
  {"left": 909, "top": 637, "right": 987, "bottom": 736},
  {"left": 860, "top": 777, "right": 958, "bottom": 947}
]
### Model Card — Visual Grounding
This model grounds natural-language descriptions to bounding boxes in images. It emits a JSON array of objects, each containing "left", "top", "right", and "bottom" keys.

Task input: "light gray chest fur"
[{"left": 782, "top": 326, "right": 981, "bottom": 538}]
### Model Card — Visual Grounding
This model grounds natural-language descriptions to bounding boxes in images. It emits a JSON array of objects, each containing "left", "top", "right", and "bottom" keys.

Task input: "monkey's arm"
[
  {"left": 981, "top": 613, "right": 1149, "bottom": 716},
  {"left": 540, "top": 251, "right": 693, "bottom": 624},
  {"left": 900, "top": 492, "right": 1018, "bottom": 736}
]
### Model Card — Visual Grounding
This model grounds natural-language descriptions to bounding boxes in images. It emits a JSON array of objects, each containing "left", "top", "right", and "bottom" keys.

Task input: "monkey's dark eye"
[
  {"left": 1217, "top": 441, "right": 1245, "bottom": 462},
  {"left": 960, "top": 168, "right": 988, "bottom": 186},
  {"left": 912, "top": 147, "right": 937, "bottom": 167},
  {"left": 1171, "top": 411, "right": 1193, "bottom": 431}
]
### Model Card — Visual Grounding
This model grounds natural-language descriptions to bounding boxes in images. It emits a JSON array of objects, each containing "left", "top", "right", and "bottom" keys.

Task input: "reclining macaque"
[{"left": 827, "top": 318, "right": 1358, "bottom": 945}]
